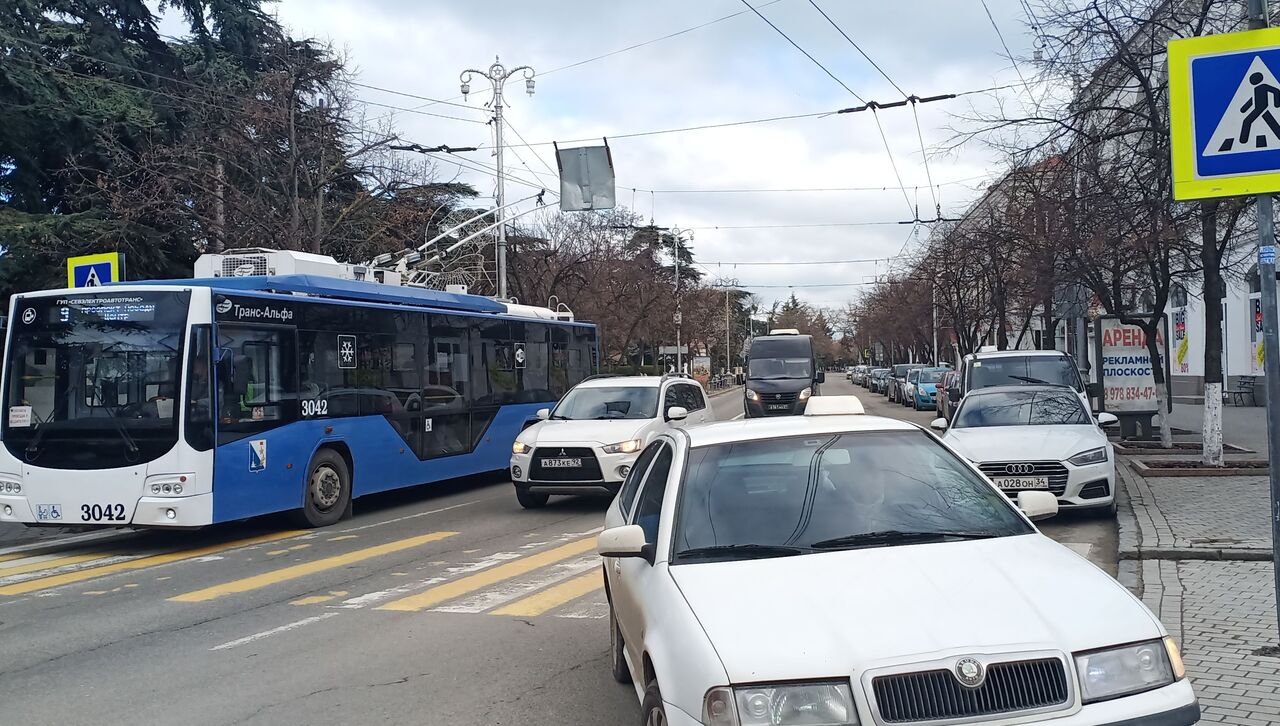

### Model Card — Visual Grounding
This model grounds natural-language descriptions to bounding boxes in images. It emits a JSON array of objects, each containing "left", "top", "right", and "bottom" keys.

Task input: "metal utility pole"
[
  {"left": 461, "top": 57, "right": 536, "bottom": 300},
  {"left": 726, "top": 287, "right": 732, "bottom": 377},
  {"left": 932, "top": 284, "right": 939, "bottom": 364},
  {"left": 674, "top": 230, "right": 683, "bottom": 374},
  {"left": 1247, "top": 0, "right": 1280, "bottom": 648}
]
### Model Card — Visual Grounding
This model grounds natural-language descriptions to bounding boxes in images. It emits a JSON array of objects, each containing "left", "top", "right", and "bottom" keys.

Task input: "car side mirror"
[
  {"left": 816, "top": 370, "right": 826, "bottom": 383},
  {"left": 536, "top": 408, "right": 550, "bottom": 420},
  {"left": 665, "top": 406, "right": 689, "bottom": 422},
  {"left": 597, "top": 525, "right": 652, "bottom": 561},
  {"left": 1096, "top": 412, "right": 1119, "bottom": 426},
  {"left": 1017, "top": 491, "right": 1059, "bottom": 521},
  {"left": 930, "top": 417, "right": 948, "bottom": 431},
  {"left": 1086, "top": 382, "right": 1103, "bottom": 398}
]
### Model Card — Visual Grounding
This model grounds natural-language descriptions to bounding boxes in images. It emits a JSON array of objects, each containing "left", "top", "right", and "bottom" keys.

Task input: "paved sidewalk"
[
  {"left": 1166, "top": 403, "right": 1269, "bottom": 455},
  {"left": 1117, "top": 461, "right": 1280, "bottom": 725},
  {"left": 1118, "top": 465, "right": 1272, "bottom": 560}
]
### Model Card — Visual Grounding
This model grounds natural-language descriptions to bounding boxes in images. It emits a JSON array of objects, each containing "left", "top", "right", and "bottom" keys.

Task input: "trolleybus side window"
[{"left": 216, "top": 325, "right": 295, "bottom": 443}]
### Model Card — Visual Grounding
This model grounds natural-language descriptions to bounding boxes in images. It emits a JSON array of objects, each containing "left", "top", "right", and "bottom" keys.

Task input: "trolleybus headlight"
[
  {"left": 172, "top": 484, "right": 182, "bottom": 495},
  {"left": 165, "top": 508, "right": 176, "bottom": 520},
  {"left": 151, "top": 484, "right": 162, "bottom": 494},
  {"left": 3, "top": 505, "right": 12, "bottom": 516}
]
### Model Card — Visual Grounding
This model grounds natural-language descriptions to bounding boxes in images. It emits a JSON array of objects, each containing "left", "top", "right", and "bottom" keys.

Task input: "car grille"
[
  {"left": 977, "top": 461, "right": 1069, "bottom": 495},
  {"left": 529, "top": 447, "right": 603, "bottom": 482},
  {"left": 872, "top": 657, "right": 1070, "bottom": 723},
  {"left": 762, "top": 391, "right": 799, "bottom": 402}
]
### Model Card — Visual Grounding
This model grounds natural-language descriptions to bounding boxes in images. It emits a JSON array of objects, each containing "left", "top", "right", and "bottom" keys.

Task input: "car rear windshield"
[
  {"left": 953, "top": 390, "right": 1090, "bottom": 428},
  {"left": 551, "top": 386, "right": 658, "bottom": 420},
  {"left": 672, "top": 431, "right": 1030, "bottom": 562},
  {"left": 919, "top": 370, "right": 944, "bottom": 383},
  {"left": 968, "top": 355, "right": 1082, "bottom": 391}
]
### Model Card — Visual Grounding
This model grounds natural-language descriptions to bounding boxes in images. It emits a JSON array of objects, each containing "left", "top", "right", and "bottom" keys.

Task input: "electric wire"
[{"left": 980, "top": 0, "right": 1034, "bottom": 104}]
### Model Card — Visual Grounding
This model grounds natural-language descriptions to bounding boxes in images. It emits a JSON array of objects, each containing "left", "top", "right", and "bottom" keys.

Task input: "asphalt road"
[{"left": 0, "top": 381, "right": 1117, "bottom": 726}]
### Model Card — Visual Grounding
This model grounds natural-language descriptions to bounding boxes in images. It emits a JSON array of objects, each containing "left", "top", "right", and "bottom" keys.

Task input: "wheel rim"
[
  {"left": 310, "top": 464, "right": 343, "bottom": 512},
  {"left": 646, "top": 706, "right": 666, "bottom": 726}
]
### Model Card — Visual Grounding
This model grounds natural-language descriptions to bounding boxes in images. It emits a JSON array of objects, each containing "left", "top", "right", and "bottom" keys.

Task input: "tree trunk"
[
  {"left": 1144, "top": 320, "right": 1173, "bottom": 449},
  {"left": 311, "top": 147, "right": 325, "bottom": 254},
  {"left": 1042, "top": 294, "right": 1056, "bottom": 350},
  {"left": 212, "top": 156, "right": 226, "bottom": 254},
  {"left": 1201, "top": 201, "right": 1225, "bottom": 466}
]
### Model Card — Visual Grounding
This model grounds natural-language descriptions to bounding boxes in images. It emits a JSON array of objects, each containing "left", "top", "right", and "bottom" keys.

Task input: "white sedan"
[
  {"left": 598, "top": 396, "right": 1196, "bottom": 726},
  {"left": 932, "top": 384, "right": 1119, "bottom": 515}
]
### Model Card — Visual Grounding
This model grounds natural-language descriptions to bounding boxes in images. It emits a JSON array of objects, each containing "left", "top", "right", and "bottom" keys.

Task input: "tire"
[
  {"left": 516, "top": 486, "right": 549, "bottom": 509},
  {"left": 293, "top": 448, "right": 351, "bottom": 528},
  {"left": 640, "top": 682, "right": 668, "bottom": 726},
  {"left": 1094, "top": 498, "right": 1118, "bottom": 518},
  {"left": 911, "top": 397, "right": 918, "bottom": 410},
  {"left": 609, "top": 604, "right": 632, "bottom": 684}
]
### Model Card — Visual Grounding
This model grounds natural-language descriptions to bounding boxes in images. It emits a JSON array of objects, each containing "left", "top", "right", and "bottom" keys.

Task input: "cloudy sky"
[{"left": 166, "top": 0, "right": 1044, "bottom": 309}]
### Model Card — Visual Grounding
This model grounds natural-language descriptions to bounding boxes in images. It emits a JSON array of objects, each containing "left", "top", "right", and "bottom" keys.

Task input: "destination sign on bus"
[{"left": 48, "top": 296, "right": 157, "bottom": 323}]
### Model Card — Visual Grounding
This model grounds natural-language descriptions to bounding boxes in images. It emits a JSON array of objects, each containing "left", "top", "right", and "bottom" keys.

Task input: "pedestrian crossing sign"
[
  {"left": 65, "top": 252, "right": 124, "bottom": 288},
  {"left": 1169, "top": 28, "right": 1280, "bottom": 199}
]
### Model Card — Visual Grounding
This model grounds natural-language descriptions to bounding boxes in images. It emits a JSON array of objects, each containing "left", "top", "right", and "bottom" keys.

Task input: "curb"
[{"left": 1127, "top": 458, "right": 1270, "bottom": 477}]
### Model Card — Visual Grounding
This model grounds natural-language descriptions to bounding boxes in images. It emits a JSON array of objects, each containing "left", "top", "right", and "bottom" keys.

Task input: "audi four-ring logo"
[{"left": 1005, "top": 463, "right": 1035, "bottom": 475}]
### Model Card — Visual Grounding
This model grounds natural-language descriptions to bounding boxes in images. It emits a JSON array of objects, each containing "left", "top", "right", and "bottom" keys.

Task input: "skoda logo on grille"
[
  {"left": 1005, "top": 463, "right": 1035, "bottom": 475},
  {"left": 775, "top": 393, "right": 782, "bottom": 400},
  {"left": 955, "top": 657, "right": 985, "bottom": 688}
]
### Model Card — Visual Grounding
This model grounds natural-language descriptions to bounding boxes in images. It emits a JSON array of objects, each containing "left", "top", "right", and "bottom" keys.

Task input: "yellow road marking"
[
  {"left": 267, "top": 550, "right": 289, "bottom": 556},
  {"left": 83, "top": 590, "right": 107, "bottom": 596},
  {"left": 288, "top": 544, "right": 311, "bottom": 551},
  {"left": 0, "top": 553, "right": 112, "bottom": 577},
  {"left": 170, "top": 531, "right": 457, "bottom": 603},
  {"left": 490, "top": 571, "right": 603, "bottom": 617},
  {"left": 0, "top": 553, "right": 27, "bottom": 564},
  {"left": 0, "top": 531, "right": 305, "bottom": 596},
  {"left": 291, "top": 594, "right": 335, "bottom": 606},
  {"left": 378, "top": 537, "right": 597, "bottom": 612}
]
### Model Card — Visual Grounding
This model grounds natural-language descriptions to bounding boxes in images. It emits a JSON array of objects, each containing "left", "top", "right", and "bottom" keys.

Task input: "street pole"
[
  {"left": 725, "top": 287, "right": 731, "bottom": 378},
  {"left": 1247, "top": 0, "right": 1280, "bottom": 648},
  {"left": 932, "top": 284, "right": 939, "bottom": 364},
  {"left": 461, "top": 57, "right": 535, "bottom": 300},
  {"left": 675, "top": 230, "right": 683, "bottom": 374}
]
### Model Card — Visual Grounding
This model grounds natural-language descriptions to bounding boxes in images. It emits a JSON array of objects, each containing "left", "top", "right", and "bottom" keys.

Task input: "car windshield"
[
  {"left": 969, "top": 356, "right": 1082, "bottom": 391},
  {"left": 672, "top": 431, "right": 1031, "bottom": 562},
  {"left": 747, "top": 357, "right": 811, "bottom": 380},
  {"left": 551, "top": 385, "right": 658, "bottom": 420},
  {"left": 3, "top": 292, "right": 190, "bottom": 469},
  {"left": 919, "top": 370, "right": 944, "bottom": 383},
  {"left": 953, "top": 390, "right": 1091, "bottom": 428}
]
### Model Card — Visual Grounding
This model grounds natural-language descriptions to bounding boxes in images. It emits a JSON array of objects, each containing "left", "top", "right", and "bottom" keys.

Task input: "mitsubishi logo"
[
  {"left": 559, "top": 449, "right": 566, "bottom": 456},
  {"left": 1005, "top": 463, "right": 1036, "bottom": 475}
]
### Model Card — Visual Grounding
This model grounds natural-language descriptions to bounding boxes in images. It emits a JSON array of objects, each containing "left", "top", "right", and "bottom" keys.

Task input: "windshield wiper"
[
  {"left": 809, "top": 529, "right": 1002, "bottom": 550},
  {"left": 1008, "top": 375, "right": 1053, "bottom": 385},
  {"left": 24, "top": 423, "right": 50, "bottom": 461},
  {"left": 103, "top": 406, "right": 140, "bottom": 457},
  {"left": 676, "top": 543, "right": 814, "bottom": 560},
  {"left": 548, "top": 414, "right": 571, "bottom": 420}
]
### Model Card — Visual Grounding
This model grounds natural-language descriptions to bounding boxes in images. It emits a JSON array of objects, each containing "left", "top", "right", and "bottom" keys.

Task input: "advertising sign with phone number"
[{"left": 1097, "top": 317, "right": 1170, "bottom": 413}]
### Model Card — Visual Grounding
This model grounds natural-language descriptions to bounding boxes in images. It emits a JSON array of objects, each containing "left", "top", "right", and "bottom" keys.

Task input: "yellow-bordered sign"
[
  {"left": 1170, "top": 27, "right": 1280, "bottom": 200},
  {"left": 66, "top": 252, "right": 124, "bottom": 288}
]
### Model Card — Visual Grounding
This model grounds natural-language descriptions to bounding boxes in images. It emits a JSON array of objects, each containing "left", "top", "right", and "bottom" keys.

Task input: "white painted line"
[
  {"left": 0, "top": 529, "right": 135, "bottom": 558},
  {"left": 431, "top": 554, "right": 600, "bottom": 614},
  {"left": 0, "top": 554, "right": 145, "bottom": 586},
  {"left": 557, "top": 600, "right": 610, "bottom": 620},
  {"left": 334, "top": 528, "right": 602, "bottom": 609},
  {"left": 209, "top": 612, "right": 339, "bottom": 651},
  {"left": 337, "top": 497, "right": 493, "bottom": 534}
]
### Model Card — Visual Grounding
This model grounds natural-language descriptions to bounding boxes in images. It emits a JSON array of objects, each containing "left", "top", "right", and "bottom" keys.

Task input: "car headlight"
[
  {"left": 1075, "top": 638, "right": 1181, "bottom": 703},
  {"left": 1068, "top": 447, "right": 1108, "bottom": 466},
  {"left": 602, "top": 438, "right": 642, "bottom": 454},
  {"left": 704, "top": 682, "right": 858, "bottom": 726},
  {"left": 798, "top": 387, "right": 813, "bottom": 401},
  {"left": 745, "top": 388, "right": 761, "bottom": 402},
  {"left": 512, "top": 441, "right": 531, "bottom": 455}
]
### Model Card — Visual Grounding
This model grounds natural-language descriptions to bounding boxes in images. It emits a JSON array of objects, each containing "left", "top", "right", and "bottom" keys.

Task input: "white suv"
[{"left": 509, "top": 375, "right": 713, "bottom": 508}]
